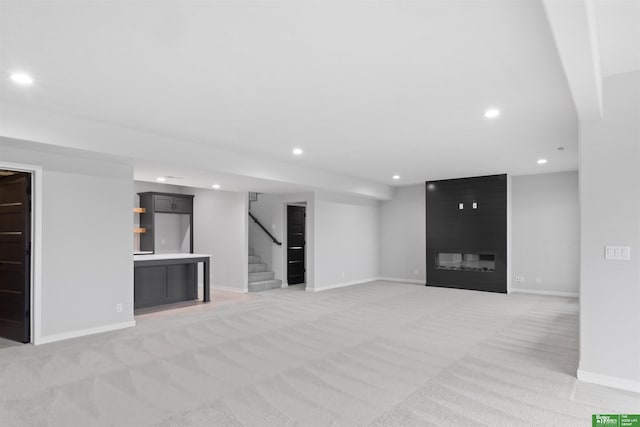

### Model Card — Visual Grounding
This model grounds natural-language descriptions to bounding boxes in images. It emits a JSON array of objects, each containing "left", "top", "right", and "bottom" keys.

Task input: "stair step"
[
  {"left": 248, "top": 263, "right": 268, "bottom": 273},
  {"left": 249, "top": 271, "right": 275, "bottom": 282},
  {"left": 248, "top": 255, "right": 261, "bottom": 263},
  {"left": 249, "top": 247, "right": 254, "bottom": 256},
  {"left": 248, "top": 279, "right": 282, "bottom": 292}
]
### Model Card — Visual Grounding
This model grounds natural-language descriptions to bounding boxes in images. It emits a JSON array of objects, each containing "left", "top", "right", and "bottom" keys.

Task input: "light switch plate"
[{"left": 605, "top": 246, "right": 631, "bottom": 261}]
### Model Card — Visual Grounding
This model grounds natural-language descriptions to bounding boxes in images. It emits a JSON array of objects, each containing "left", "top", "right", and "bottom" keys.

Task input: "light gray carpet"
[{"left": 0, "top": 281, "right": 638, "bottom": 426}]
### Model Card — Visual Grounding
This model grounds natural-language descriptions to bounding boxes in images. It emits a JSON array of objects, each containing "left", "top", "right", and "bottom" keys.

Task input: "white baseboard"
[
  {"left": 35, "top": 320, "right": 136, "bottom": 345},
  {"left": 378, "top": 277, "right": 425, "bottom": 285},
  {"left": 310, "top": 277, "right": 379, "bottom": 292},
  {"left": 577, "top": 367, "right": 640, "bottom": 393},
  {"left": 511, "top": 288, "right": 579, "bottom": 298},
  {"left": 212, "top": 285, "right": 247, "bottom": 293}
]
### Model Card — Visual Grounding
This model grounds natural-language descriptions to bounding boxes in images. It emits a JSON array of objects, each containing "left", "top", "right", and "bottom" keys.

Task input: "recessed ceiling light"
[
  {"left": 484, "top": 109, "right": 500, "bottom": 119},
  {"left": 10, "top": 72, "right": 34, "bottom": 85},
  {"left": 292, "top": 148, "right": 303, "bottom": 156},
  {"left": 537, "top": 159, "right": 548, "bottom": 165},
  {"left": 392, "top": 175, "right": 400, "bottom": 180},
  {"left": 212, "top": 184, "right": 221, "bottom": 189},
  {"left": 156, "top": 177, "right": 166, "bottom": 182}
]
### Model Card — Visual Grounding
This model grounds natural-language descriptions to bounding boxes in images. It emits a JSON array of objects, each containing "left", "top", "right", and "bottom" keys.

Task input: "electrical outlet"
[
  {"left": 605, "top": 246, "right": 631, "bottom": 260},
  {"left": 535, "top": 277, "right": 541, "bottom": 284},
  {"left": 515, "top": 276, "right": 525, "bottom": 283},
  {"left": 341, "top": 271, "right": 345, "bottom": 278},
  {"left": 414, "top": 268, "right": 419, "bottom": 275},
  {"left": 116, "top": 303, "right": 123, "bottom": 313}
]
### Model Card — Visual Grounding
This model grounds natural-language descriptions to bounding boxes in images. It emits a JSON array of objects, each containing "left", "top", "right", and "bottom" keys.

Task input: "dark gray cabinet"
[
  {"left": 134, "top": 263, "right": 197, "bottom": 309},
  {"left": 153, "top": 195, "right": 175, "bottom": 213},
  {"left": 138, "top": 192, "right": 194, "bottom": 253},
  {"left": 150, "top": 194, "right": 193, "bottom": 214}
]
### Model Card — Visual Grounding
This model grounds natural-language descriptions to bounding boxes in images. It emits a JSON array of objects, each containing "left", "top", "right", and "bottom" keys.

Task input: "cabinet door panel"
[
  {"left": 167, "top": 264, "right": 197, "bottom": 301},
  {"left": 167, "top": 264, "right": 187, "bottom": 301},
  {"left": 134, "top": 266, "right": 167, "bottom": 308},
  {"left": 172, "top": 197, "right": 193, "bottom": 214},
  {"left": 154, "top": 195, "right": 175, "bottom": 213}
]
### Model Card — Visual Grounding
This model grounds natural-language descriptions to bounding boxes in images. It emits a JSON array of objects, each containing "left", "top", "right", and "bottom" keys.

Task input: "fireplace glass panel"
[{"left": 436, "top": 252, "right": 495, "bottom": 272}]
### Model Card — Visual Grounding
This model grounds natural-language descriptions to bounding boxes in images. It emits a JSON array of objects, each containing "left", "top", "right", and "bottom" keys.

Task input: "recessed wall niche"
[{"left": 426, "top": 174, "right": 507, "bottom": 293}]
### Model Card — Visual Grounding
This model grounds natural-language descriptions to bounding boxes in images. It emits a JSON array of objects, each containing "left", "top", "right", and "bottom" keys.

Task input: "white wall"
[
  {"left": 247, "top": 192, "right": 315, "bottom": 288},
  {"left": 511, "top": 171, "right": 580, "bottom": 296},
  {"left": 379, "top": 177, "right": 580, "bottom": 294},
  {"left": 379, "top": 184, "right": 426, "bottom": 283},
  {"left": 134, "top": 181, "right": 248, "bottom": 292},
  {"left": 314, "top": 192, "right": 380, "bottom": 290},
  {"left": 248, "top": 191, "right": 379, "bottom": 291},
  {"left": 578, "top": 72, "right": 640, "bottom": 391},
  {"left": 1, "top": 137, "right": 134, "bottom": 343}
]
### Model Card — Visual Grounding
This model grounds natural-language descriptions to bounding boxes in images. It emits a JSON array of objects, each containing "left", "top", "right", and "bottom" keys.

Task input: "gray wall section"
[
  {"left": 1, "top": 138, "right": 134, "bottom": 338},
  {"left": 249, "top": 192, "right": 379, "bottom": 290},
  {"left": 579, "top": 72, "right": 640, "bottom": 385},
  {"left": 511, "top": 171, "right": 579, "bottom": 294},
  {"left": 379, "top": 184, "right": 426, "bottom": 282},
  {"left": 379, "top": 175, "right": 580, "bottom": 293},
  {"left": 314, "top": 193, "right": 380, "bottom": 289},
  {"left": 134, "top": 181, "right": 248, "bottom": 292}
]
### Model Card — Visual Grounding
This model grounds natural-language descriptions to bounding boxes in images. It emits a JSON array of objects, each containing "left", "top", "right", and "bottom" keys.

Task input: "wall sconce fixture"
[
  {"left": 458, "top": 203, "right": 464, "bottom": 210},
  {"left": 472, "top": 202, "right": 478, "bottom": 209}
]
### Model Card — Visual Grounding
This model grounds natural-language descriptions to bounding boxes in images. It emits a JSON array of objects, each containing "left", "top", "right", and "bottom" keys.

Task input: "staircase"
[{"left": 248, "top": 248, "right": 282, "bottom": 292}]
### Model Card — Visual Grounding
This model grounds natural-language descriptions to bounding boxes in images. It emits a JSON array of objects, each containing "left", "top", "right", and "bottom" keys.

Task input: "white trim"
[
  {"left": 36, "top": 321, "right": 136, "bottom": 345},
  {"left": 577, "top": 367, "right": 640, "bottom": 393},
  {"left": 212, "top": 285, "right": 247, "bottom": 294},
  {"left": 511, "top": 288, "right": 579, "bottom": 298},
  {"left": 378, "top": 277, "right": 425, "bottom": 285},
  {"left": 309, "top": 277, "right": 379, "bottom": 292},
  {"left": 0, "top": 160, "right": 43, "bottom": 345},
  {"left": 242, "top": 193, "right": 249, "bottom": 293},
  {"left": 506, "top": 174, "right": 513, "bottom": 293}
]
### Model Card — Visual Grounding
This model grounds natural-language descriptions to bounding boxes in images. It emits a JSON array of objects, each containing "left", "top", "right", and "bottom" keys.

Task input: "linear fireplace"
[
  {"left": 436, "top": 252, "right": 495, "bottom": 272},
  {"left": 426, "top": 174, "right": 507, "bottom": 293}
]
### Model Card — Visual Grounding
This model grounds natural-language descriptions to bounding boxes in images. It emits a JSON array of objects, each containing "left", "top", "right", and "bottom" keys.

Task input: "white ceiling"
[
  {"left": 596, "top": 0, "right": 640, "bottom": 77},
  {"left": 0, "top": 0, "right": 585, "bottom": 193}
]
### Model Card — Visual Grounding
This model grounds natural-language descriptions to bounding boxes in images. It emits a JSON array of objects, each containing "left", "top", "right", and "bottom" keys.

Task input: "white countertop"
[{"left": 133, "top": 253, "right": 211, "bottom": 261}]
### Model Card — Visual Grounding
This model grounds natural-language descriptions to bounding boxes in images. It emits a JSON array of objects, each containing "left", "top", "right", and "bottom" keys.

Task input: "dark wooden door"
[
  {"left": 287, "top": 205, "right": 305, "bottom": 285},
  {"left": 0, "top": 172, "right": 31, "bottom": 343}
]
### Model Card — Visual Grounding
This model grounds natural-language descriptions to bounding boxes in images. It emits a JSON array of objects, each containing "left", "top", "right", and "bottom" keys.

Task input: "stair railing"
[{"left": 249, "top": 211, "right": 282, "bottom": 246}]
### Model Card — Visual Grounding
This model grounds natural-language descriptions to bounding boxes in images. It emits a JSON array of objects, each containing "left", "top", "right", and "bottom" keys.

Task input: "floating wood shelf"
[
  {"left": 133, "top": 207, "right": 147, "bottom": 213},
  {"left": 134, "top": 228, "right": 147, "bottom": 234}
]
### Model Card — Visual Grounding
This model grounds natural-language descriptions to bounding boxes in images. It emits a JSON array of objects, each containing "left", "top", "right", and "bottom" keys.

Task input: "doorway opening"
[
  {"left": 0, "top": 170, "right": 32, "bottom": 343},
  {"left": 286, "top": 204, "right": 306, "bottom": 286}
]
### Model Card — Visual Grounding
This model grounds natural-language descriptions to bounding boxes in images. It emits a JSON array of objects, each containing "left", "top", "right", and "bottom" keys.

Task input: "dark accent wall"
[{"left": 426, "top": 174, "right": 507, "bottom": 293}]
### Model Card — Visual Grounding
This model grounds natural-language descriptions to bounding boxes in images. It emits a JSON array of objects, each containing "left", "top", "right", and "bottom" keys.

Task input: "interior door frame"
[
  {"left": 285, "top": 203, "right": 306, "bottom": 286},
  {"left": 283, "top": 201, "right": 308, "bottom": 290},
  {"left": 0, "top": 161, "right": 42, "bottom": 345}
]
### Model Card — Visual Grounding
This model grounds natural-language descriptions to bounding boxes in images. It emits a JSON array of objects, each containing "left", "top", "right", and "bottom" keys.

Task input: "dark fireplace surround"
[{"left": 426, "top": 174, "right": 507, "bottom": 293}]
